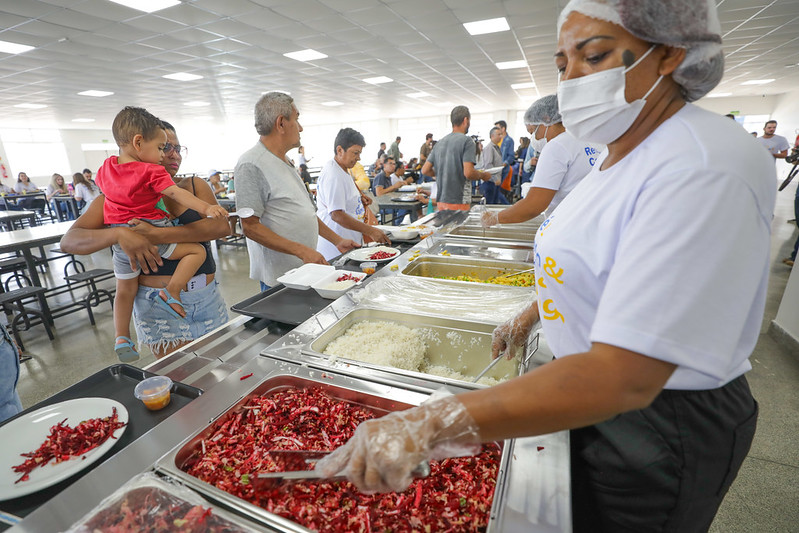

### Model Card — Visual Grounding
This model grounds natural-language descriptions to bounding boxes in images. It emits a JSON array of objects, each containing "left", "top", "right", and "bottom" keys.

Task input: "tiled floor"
[{"left": 9, "top": 180, "right": 799, "bottom": 531}]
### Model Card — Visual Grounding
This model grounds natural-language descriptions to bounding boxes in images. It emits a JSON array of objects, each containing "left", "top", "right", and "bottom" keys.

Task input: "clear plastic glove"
[
  {"left": 491, "top": 301, "right": 539, "bottom": 360},
  {"left": 316, "top": 390, "right": 480, "bottom": 494},
  {"left": 480, "top": 210, "right": 499, "bottom": 228}
]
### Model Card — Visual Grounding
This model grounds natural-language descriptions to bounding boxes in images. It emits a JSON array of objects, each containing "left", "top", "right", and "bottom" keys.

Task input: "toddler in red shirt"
[{"left": 96, "top": 107, "right": 228, "bottom": 362}]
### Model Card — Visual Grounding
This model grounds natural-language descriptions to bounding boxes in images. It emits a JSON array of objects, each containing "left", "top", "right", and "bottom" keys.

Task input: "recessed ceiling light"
[
  {"left": 511, "top": 82, "right": 536, "bottom": 89},
  {"left": 496, "top": 60, "right": 527, "bottom": 70},
  {"left": 78, "top": 90, "right": 114, "bottom": 97},
  {"left": 184, "top": 101, "right": 210, "bottom": 107},
  {"left": 407, "top": 92, "right": 431, "bottom": 98},
  {"left": 72, "top": 118, "right": 96, "bottom": 123},
  {"left": 262, "top": 89, "right": 291, "bottom": 95},
  {"left": 463, "top": 17, "right": 510, "bottom": 36},
  {"left": 740, "top": 79, "right": 775, "bottom": 85},
  {"left": 163, "top": 72, "right": 203, "bottom": 81},
  {"left": 363, "top": 76, "right": 393, "bottom": 85},
  {"left": 108, "top": 0, "right": 180, "bottom": 13},
  {"left": 14, "top": 103, "right": 47, "bottom": 109},
  {"left": 283, "top": 49, "right": 327, "bottom": 62},
  {"left": 322, "top": 101, "right": 344, "bottom": 107},
  {"left": 706, "top": 92, "right": 732, "bottom": 98},
  {"left": 0, "top": 40, "right": 35, "bottom": 55}
]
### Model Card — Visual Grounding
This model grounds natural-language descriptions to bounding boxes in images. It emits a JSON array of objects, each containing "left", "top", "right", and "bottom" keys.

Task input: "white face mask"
[
  {"left": 530, "top": 124, "right": 549, "bottom": 153},
  {"left": 557, "top": 45, "right": 663, "bottom": 144}
]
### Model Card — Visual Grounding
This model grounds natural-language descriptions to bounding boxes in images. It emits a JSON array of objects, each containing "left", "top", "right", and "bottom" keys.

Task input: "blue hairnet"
[
  {"left": 523, "top": 95, "right": 561, "bottom": 126},
  {"left": 558, "top": 0, "right": 724, "bottom": 102}
]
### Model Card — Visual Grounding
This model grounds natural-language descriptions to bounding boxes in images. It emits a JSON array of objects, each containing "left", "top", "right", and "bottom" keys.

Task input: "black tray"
[
  {"left": 0, "top": 364, "right": 202, "bottom": 527},
  {"left": 231, "top": 284, "right": 334, "bottom": 325}
]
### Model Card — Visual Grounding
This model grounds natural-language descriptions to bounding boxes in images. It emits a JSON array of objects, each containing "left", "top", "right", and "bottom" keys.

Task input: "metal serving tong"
[{"left": 255, "top": 450, "right": 430, "bottom": 489}]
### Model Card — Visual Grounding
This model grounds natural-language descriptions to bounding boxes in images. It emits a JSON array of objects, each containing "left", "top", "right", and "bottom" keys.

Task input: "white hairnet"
[
  {"left": 557, "top": 0, "right": 724, "bottom": 102},
  {"left": 523, "top": 95, "right": 561, "bottom": 126}
]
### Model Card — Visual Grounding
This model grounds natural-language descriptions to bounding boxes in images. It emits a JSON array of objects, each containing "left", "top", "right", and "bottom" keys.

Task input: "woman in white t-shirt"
[
  {"left": 482, "top": 94, "right": 601, "bottom": 226},
  {"left": 315, "top": 128, "right": 390, "bottom": 260},
  {"left": 14, "top": 172, "right": 45, "bottom": 212},
  {"left": 71, "top": 172, "right": 101, "bottom": 212},
  {"left": 316, "top": 2, "right": 774, "bottom": 531}
]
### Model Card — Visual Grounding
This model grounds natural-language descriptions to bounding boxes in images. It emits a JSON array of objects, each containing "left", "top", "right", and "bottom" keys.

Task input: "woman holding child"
[{"left": 61, "top": 118, "right": 230, "bottom": 360}]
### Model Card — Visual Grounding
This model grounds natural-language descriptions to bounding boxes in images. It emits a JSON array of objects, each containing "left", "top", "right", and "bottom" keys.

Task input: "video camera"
[{"left": 786, "top": 146, "right": 799, "bottom": 164}]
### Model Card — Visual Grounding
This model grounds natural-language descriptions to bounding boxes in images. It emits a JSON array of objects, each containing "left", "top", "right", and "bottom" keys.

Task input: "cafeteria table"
[
  {"left": 0, "top": 221, "right": 74, "bottom": 289},
  {"left": 0, "top": 211, "right": 37, "bottom": 232},
  {"left": 51, "top": 195, "right": 79, "bottom": 221},
  {"left": 1, "top": 192, "right": 52, "bottom": 220},
  {"left": 375, "top": 191, "right": 423, "bottom": 225}
]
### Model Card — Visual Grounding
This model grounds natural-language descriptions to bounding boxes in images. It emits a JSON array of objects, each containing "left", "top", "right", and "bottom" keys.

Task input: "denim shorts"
[
  {"left": 132, "top": 280, "right": 228, "bottom": 354},
  {"left": 111, "top": 218, "right": 177, "bottom": 279},
  {"left": 0, "top": 324, "right": 23, "bottom": 423}
]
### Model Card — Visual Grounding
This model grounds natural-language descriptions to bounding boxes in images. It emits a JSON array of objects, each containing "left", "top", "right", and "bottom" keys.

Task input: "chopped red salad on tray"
[{"left": 182, "top": 388, "right": 500, "bottom": 532}]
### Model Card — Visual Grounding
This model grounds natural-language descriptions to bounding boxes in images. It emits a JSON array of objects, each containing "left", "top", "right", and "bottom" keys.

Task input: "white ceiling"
[{"left": 0, "top": 0, "right": 798, "bottom": 129}]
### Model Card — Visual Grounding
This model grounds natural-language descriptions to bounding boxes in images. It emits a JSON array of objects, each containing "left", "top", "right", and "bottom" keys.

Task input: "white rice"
[{"left": 323, "top": 321, "right": 427, "bottom": 371}]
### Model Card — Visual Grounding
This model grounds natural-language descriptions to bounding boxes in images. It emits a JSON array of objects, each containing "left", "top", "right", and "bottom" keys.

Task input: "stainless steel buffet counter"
[{"left": 9, "top": 211, "right": 571, "bottom": 533}]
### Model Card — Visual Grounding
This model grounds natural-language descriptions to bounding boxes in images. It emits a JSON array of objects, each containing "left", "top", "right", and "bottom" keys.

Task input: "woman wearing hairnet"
[
  {"left": 318, "top": 1, "right": 776, "bottom": 531},
  {"left": 481, "top": 94, "right": 602, "bottom": 227}
]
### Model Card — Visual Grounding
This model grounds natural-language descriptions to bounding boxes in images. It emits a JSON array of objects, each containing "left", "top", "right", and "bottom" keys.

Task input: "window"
[{"left": 0, "top": 129, "right": 70, "bottom": 181}]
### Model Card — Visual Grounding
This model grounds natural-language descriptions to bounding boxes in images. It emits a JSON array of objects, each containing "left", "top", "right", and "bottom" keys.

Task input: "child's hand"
[{"left": 205, "top": 205, "right": 228, "bottom": 219}]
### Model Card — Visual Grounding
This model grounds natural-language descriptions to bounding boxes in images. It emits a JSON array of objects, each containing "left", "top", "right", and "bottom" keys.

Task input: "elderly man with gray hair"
[{"left": 235, "top": 92, "right": 359, "bottom": 291}]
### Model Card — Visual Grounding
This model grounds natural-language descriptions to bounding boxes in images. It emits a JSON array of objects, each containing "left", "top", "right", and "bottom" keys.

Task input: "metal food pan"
[
  {"left": 401, "top": 255, "right": 535, "bottom": 288},
  {"left": 425, "top": 237, "right": 535, "bottom": 263},
  {"left": 155, "top": 371, "right": 511, "bottom": 533},
  {"left": 447, "top": 224, "right": 537, "bottom": 243},
  {"left": 304, "top": 308, "right": 535, "bottom": 388}
]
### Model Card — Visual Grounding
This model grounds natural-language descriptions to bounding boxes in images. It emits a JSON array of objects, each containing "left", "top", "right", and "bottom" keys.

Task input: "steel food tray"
[
  {"left": 401, "top": 255, "right": 535, "bottom": 288},
  {"left": 446, "top": 224, "right": 538, "bottom": 243},
  {"left": 302, "top": 308, "right": 536, "bottom": 388},
  {"left": 425, "top": 237, "right": 535, "bottom": 263},
  {"left": 155, "top": 369, "right": 513, "bottom": 533}
]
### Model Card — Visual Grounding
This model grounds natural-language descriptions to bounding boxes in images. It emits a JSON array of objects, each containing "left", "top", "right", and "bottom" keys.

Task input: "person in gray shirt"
[
  {"left": 756, "top": 119, "right": 790, "bottom": 162},
  {"left": 422, "top": 105, "right": 491, "bottom": 210},
  {"left": 235, "top": 92, "right": 359, "bottom": 290}
]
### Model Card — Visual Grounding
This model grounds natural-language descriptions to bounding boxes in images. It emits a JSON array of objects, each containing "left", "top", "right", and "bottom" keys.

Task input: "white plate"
[
  {"left": 347, "top": 246, "right": 401, "bottom": 263},
  {"left": 0, "top": 397, "right": 128, "bottom": 500},
  {"left": 276, "top": 264, "right": 335, "bottom": 290},
  {"left": 395, "top": 194, "right": 419, "bottom": 202},
  {"left": 483, "top": 166, "right": 504, "bottom": 174}
]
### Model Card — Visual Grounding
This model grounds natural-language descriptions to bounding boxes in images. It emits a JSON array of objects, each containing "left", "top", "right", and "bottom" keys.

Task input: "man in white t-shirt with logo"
[
  {"left": 482, "top": 94, "right": 602, "bottom": 227},
  {"left": 757, "top": 120, "right": 790, "bottom": 162}
]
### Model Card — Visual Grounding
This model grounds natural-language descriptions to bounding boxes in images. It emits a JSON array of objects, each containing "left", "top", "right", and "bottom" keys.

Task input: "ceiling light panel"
[
  {"left": 283, "top": 49, "right": 328, "bottom": 62},
  {"left": 0, "top": 40, "right": 35, "bottom": 55},
  {"left": 14, "top": 103, "right": 47, "bottom": 109},
  {"left": 78, "top": 90, "right": 114, "bottom": 97},
  {"left": 511, "top": 82, "right": 536, "bottom": 89},
  {"left": 496, "top": 60, "right": 528, "bottom": 70},
  {"left": 463, "top": 17, "right": 510, "bottom": 36},
  {"left": 322, "top": 101, "right": 343, "bottom": 106},
  {"left": 407, "top": 92, "right": 431, "bottom": 98},
  {"left": 163, "top": 72, "right": 204, "bottom": 81},
  {"left": 184, "top": 101, "right": 210, "bottom": 107},
  {"left": 363, "top": 76, "right": 393, "bottom": 84},
  {"left": 108, "top": 0, "right": 181, "bottom": 13},
  {"left": 740, "top": 79, "right": 775, "bottom": 85}
]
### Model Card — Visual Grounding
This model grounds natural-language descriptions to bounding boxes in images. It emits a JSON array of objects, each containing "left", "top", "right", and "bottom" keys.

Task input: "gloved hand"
[
  {"left": 491, "top": 302, "right": 539, "bottom": 360},
  {"left": 316, "top": 391, "right": 480, "bottom": 494},
  {"left": 480, "top": 210, "right": 499, "bottom": 228}
]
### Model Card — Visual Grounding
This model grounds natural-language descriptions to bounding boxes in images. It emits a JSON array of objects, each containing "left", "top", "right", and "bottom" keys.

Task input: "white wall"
[{"left": 59, "top": 128, "right": 116, "bottom": 175}]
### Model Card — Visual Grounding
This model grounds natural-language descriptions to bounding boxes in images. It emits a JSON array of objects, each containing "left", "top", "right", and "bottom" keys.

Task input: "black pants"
[{"left": 571, "top": 375, "right": 757, "bottom": 533}]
